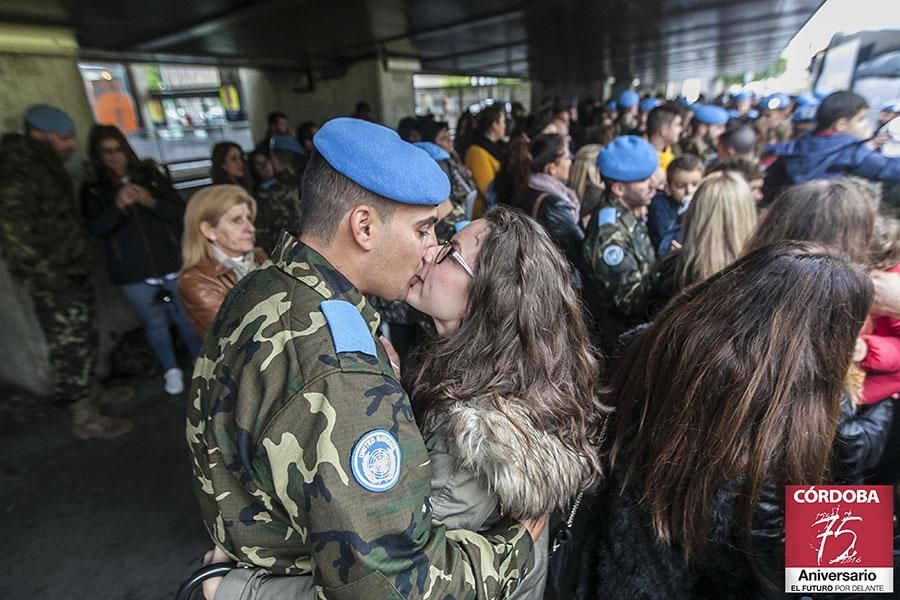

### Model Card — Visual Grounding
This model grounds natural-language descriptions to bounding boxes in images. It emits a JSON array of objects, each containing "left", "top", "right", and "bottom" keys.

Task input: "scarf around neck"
[
  {"left": 528, "top": 173, "right": 581, "bottom": 217},
  {"left": 212, "top": 245, "right": 258, "bottom": 281}
]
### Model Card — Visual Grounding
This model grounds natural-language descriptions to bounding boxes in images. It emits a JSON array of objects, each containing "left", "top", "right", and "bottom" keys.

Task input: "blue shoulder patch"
[
  {"left": 320, "top": 300, "right": 377, "bottom": 357},
  {"left": 598, "top": 207, "right": 618, "bottom": 226}
]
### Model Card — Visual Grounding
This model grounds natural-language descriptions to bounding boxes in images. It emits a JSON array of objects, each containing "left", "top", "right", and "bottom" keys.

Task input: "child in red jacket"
[{"left": 858, "top": 216, "right": 900, "bottom": 403}]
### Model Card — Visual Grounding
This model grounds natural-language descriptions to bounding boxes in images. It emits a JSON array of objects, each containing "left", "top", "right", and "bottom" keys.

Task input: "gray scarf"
[
  {"left": 528, "top": 173, "right": 581, "bottom": 218},
  {"left": 211, "top": 245, "right": 257, "bottom": 281}
]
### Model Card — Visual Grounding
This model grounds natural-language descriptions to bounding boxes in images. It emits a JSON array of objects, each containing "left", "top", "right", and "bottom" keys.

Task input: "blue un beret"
[
  {"left": 24, "top": 104, "right": 75, "bottom": 134},
  {"left": 881, "top": 100, "right": 900, "bottom": 113},
  {"left": 314, "top": 118, "right": 449, "bottom": 206},
  {"left": 270, "top": 135, "right": 304, "bottom": 155},
  {"left": 413, "top": 141, "right": 450, "bottom": 162},
  {"left": 640, "top": 98, "right": 661, "bottom": 112},
  {"left": 606, "top": 100, "right": 618, "bottom": 111},
  {"left": 693, "top": 104, "right": 729, "bottom": 126},
  {"left": 617, "top": 90, "right": 640, "bottom": 109},
  {"left": 793, "top": 105, "right": 818, "bottom": 123},
  {"left": 762, "top": 93, "right": 791, "bottom": 111},
  {"left": 733, "top": 91, "right": 752, "bottom": 103},
  {"left": 796, "top": 93, "right": 819, "bottom": 107},
  {"left": 597, "top": 135, "right": 659, "bottom": 182}
]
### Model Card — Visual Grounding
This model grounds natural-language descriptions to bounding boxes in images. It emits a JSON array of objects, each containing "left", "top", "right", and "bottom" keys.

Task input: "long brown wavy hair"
[
  {"left": 406, "top": 205, "right": 607, "bottom": 489},
  {"left": 747, "top": 178, "right": 875, "bottom": 263},
  {"left": 609, "top": 241, "right": 873, "bottom": 565}
]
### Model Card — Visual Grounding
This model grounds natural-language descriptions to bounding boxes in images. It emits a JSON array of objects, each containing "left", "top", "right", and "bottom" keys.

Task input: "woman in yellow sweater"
[{"left": 464, "top": 104, "right": 507, "bottom": 217}]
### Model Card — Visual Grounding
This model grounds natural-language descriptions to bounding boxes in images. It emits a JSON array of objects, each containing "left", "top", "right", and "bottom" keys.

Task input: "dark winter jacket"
[
  {"left": 511, "top": 188, "right": 586, "bottom": 274},
  {"left": 81, "top": 164, "right": 185, "bottom": 284},
  {"left": 766, "top": 131, "right": 900, "bottom": 186}
]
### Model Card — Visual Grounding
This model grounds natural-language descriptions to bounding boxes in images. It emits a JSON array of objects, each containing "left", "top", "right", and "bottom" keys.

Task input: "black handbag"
[{"left": 545, "top": 489, "right": 585, "bottom": 599}]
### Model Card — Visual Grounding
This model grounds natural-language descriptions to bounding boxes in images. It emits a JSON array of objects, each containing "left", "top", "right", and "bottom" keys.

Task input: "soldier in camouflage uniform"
[
  {"left": 187, "top": 118, "right": 537, "bottom": 599},
  {"left": 582, "top": 135, "right": 660, "bottom": 354},
  {"left": 0, "top": 105, "right": 132, "bottom": 439},
  {"left": 678, "top": 104, "right": 729, "bottom": 165},
  {"left": 253, "top": 135, "right": 304, "bottom": 254}
]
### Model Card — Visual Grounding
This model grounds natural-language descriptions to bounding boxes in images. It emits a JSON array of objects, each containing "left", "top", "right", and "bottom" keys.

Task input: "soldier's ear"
[{"left": 347, "top": 204, "right": 376, "bottom": 251}]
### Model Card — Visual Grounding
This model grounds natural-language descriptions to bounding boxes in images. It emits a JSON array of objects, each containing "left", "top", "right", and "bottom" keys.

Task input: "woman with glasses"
[
  {"left": 81, "top": 125, "right": 202, "bottom": 395},
  {"left": 201, "top": 206, "right": 606, "bottom": 600}
]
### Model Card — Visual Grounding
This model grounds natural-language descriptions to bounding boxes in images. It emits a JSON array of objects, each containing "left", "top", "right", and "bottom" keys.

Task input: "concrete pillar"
[{"left": 239, "top": 57, "right": 417, "bottom": 135}]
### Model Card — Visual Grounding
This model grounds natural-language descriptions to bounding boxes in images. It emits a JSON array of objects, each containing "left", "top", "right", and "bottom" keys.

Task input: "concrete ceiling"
[{"left": 2, "top": 0, "right": 824, "bottom": 85}]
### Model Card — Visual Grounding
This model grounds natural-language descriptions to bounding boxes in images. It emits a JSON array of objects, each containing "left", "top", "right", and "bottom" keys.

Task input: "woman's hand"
[
  {"left": 379, "top": 335, "right": 402, "bottom": 378},
  {"left": 115, "top": 183, "right": 155, "bottom": 211},
  {"left": 200, "top": 546, "right": 231, "bottom": 600}
]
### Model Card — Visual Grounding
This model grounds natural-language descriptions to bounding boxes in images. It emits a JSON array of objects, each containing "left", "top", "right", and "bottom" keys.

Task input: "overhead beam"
[{"left": 130, "top": 0, "right": 299, "bottom": 52}]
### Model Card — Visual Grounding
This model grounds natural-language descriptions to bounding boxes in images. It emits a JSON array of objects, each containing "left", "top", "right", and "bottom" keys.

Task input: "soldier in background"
[
  {"left": 187, "top": 118, "right": 540, "bottom": 599},
  {"left": 253, "top": 135, "right": 304, "bottom": 254},
  {"left": 582, "top": 135, "right": 660, "bottom": 354},
  {"left": 0, "top": 105, "right": 132, "bottom": 440}
]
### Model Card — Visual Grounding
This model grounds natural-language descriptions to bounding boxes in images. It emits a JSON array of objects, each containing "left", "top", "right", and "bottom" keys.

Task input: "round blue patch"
[
  {"left": 351, "top": 429, "right": 402, "bottom": 492},
  {"left": 603, "top": 245, "right": 625, "bottom": 267}
]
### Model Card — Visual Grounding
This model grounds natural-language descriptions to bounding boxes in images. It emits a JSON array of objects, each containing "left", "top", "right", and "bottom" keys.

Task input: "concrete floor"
[{"left": 0, "top": 378, "right": 210, "bottom": 600}]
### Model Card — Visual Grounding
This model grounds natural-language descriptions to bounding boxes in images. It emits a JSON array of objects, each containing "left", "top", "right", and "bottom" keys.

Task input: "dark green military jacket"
[
  {"left": 0, "top": 134, "right": 94, "bottom": 291},
  {"left": 187, "top": 232, "right": 533, "bottom": 599},
  {"left": 581, "top": 200, "right": 657, "bottom": 349}
]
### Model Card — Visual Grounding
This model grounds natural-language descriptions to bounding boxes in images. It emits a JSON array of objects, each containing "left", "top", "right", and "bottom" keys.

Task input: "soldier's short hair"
[{"left": 300, "top": 150, "right": 395, "bottom": 243}]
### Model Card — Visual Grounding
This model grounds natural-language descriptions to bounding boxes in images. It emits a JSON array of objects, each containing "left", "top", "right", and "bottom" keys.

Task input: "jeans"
[{"left": 119, "top": 276, "right": 202, "bottom": 371}]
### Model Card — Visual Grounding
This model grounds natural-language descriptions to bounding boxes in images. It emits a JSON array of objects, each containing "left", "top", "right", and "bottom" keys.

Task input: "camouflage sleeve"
[
  {"left": 584, "top": 235, "right": 656, "bottom": 317},
  {"left": 0, "top": 154, "right": 57, "bottom": 284},
  {"left": 259, "top": 369, "right": 534, "bottom": 600}
]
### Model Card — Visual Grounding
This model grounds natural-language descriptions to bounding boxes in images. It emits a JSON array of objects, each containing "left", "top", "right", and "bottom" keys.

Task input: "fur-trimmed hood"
[{"left": 426, "top": 395, "right": 594, "bottom": 520}]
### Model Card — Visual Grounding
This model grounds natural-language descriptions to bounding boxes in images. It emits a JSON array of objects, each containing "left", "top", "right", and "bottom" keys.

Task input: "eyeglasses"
[{"left": 435, "top": 241, "right": 474, "bottom": 278}]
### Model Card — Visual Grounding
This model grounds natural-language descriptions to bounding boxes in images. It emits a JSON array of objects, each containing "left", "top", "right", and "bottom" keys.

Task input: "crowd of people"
[{"left": 1, "top": 86, "right": 900, "bottom": 599}]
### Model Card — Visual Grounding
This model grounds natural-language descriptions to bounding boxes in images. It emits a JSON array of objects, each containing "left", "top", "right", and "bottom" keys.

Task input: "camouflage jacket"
[
  {"left": 678, "top": 139, "right": 714, "bottom": 164},
  {"left": 254, "top": 176, "right": 302, "bottom": 254},
  {"left": 434, "top": 155, "right": 475, "bottom": 243},
  {"left": 186, "top": 231, "right": 534, "bottom": 599},
  {"left": 0, "top": 134, "right": 94, "bottom": 291},
  {"left": 582, "top": 200, "right": 657, "bottom": 320}
]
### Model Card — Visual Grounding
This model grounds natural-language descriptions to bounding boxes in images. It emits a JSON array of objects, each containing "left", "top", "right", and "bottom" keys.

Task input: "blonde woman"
[
  {"left": 654, "top": 171, "right": 757, "bottom": 308},
  {"left": 569, "top": 143, "right": 604, "bottom": 227},
  {"left": 179, "top": 185, "right": 267, "bottom": 338}
]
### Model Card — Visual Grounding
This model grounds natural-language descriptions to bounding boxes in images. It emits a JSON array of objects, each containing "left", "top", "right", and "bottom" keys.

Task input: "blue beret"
[
  {"left": 763, "top": 93, "right": 791, "bottom": 111},
  {"left": 795, "top": 93, "right": 819, "bottom": 107},
  {"left": 733, "top": 91, "right": 752, "bottom": 102},
  {"left": 413, "top": 141, "right": 450, "bottom": 162},
  {"left": 747, "top": 109, "right": 760, "bottom": 119},
  {"left": 24, "top": 104, "right": 75, "bottom": 134},
  {"left": 606, "top": 100, "right": 618, "bottom": 111},
  {"left": 617, "top": 89, "right": 640, "bottom": 109},
  {"left": 640, "top": 98, "right": 661, "bottom": 112},
  {"left": 270, "top": 135, "right": 304, "bottom": 155},
  {"left": 314, "top": 117, "right": 449, "bottom": 206},
  {"left": 597, "top": 135, "right": 658, "bottom": 182},
  {"left": 693, "top": 104, "right": 729, "bottom": 125},
  {"left": 793, "top": 105, "right": 818, "bottom": 123},
  {"left": 881, "top": 100, "right": 900, "bottom": 113},
  {"left": 727, "top": 109, "right": 741, "bottom": 119}
]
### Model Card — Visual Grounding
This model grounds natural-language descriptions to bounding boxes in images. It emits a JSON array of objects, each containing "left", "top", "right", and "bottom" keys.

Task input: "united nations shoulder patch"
[
  {"left": 603, "top": 244, "right": 625, "bottom": 267},
  {"left": 351, "top": 429, "right": 402, "bottom": 492}
]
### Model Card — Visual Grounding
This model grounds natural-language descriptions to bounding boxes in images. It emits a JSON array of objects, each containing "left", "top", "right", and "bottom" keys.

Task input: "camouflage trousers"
[{"left": 30, "top": 281, "right": 98, "bottom": 404}]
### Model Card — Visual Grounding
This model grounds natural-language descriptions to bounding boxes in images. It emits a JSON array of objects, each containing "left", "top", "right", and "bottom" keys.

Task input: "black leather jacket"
[{"left": 511, "top": 188, "right": 585, "bottom": 273}]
